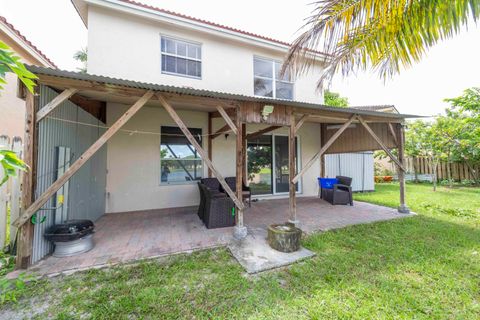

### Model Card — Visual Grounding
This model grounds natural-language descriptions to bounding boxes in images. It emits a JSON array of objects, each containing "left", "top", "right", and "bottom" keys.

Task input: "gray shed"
[{"left": 325, "top": 152, "right": 375, "bottom": 192}]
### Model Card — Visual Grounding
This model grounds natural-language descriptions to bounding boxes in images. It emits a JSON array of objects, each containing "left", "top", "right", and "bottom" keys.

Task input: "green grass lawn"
[{"left": 1, "top": 183, "right": 479, "bottom": 319}]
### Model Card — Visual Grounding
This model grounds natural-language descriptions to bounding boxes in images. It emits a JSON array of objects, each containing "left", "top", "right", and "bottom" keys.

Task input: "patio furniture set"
[{"left": 197, "top": 175, "right": 354, "bottom": 229}]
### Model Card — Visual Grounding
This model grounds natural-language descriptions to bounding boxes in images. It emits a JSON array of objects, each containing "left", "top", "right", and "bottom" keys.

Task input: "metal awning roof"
[{"left": 27, "top": 65, "right": 419, "bottom": 119}]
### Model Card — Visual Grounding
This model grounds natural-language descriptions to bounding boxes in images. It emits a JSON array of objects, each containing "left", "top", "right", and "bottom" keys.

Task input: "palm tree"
[
  {"left": 73, "top": 47, "right": 88, "bottom": 73},
  {"left": 284, "top": 0, "right": 480, "bottom": 88}
]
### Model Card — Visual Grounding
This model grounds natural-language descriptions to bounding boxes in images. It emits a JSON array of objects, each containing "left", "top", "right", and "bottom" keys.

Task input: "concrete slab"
[{"left": 228, "top": 227, "right": 315, "bottom": 274}]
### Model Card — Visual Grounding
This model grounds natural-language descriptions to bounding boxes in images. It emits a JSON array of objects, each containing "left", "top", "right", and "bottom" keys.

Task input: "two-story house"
[
  {"left": 14, "top": 0, "right": 412, "bottom": 267},
  {"left": 73, "top": 0, "right": 328, "bottom": 213}
]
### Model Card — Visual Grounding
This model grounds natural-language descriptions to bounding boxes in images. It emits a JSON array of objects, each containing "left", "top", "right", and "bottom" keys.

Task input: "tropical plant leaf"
[
  {"left": 284, "top": 0, "right": 480, "bottom": 88},
  {"left": 0, "top": 40, "right": 37, "bottom": 93}
]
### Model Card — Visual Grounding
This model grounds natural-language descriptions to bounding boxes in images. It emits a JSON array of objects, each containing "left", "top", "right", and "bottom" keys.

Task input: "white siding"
[
  {"left": 87, "top": 5, "right": 324, "bottom": 104},
  {"left": 325, "top": 153, "right": 375, "bottom": 192}
]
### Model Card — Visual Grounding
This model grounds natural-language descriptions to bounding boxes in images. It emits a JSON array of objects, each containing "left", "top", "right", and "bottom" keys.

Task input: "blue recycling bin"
[{"left": 318, "top": 178, "right": 338, "bottom": 190}]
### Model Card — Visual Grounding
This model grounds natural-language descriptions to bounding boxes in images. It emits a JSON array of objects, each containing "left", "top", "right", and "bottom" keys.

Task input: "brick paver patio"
[{"left": 28, "top": 198, "right": 411, "bottom": 276}]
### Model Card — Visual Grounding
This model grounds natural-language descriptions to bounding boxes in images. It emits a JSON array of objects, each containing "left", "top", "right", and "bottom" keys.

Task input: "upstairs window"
[
  {"left": 161, "top": 36, "right": 202, "bottom": 79},
  {"left": 254, "top": 57, "right": 293, "bottom": 100}
]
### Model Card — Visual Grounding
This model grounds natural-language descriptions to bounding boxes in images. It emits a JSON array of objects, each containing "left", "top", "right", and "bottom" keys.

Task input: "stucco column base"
[
  {"left": 398, "top": 204, "right": 410, "bottom": 214},
  {"left": 233, "top": 226, "right": 248, "bottom": 240}
]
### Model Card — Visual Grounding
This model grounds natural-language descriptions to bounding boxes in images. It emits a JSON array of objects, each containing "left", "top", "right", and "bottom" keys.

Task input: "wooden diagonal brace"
[
  {"left": 292, "top": 115, "right": 357, "bottom": 184},
  {"left": 245, "top": 125, "right": 282, "bottom": 140},
  {"left": 158, "top": 94, "right": 245, "bottom": 210},
  {"left": 216, "top": 105, "right": 238, "bottom": 135},
  {"left": 13, "top": 90, "right": 154, "bottom": 227},
  {"left": 36, "top": 88, "right": 78, "bottom": 122},
  {"left": 294, "top": 114, "right": 309, "bottom": 134},
  {"left": 211, "top": 124, "right": 231, "bottom": 139},
  {"left": 388, "top": 123, "right": 399, "bottom": 145},
  {"left": 358, "top": 116, "right": 406, "bottom": 172}
]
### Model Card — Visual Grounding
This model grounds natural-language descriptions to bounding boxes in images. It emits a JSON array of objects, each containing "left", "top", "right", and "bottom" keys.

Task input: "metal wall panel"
[
  {"left": 32, "top": 85, "right": 107, "bottom": 264},
  {"left": 325, "top": 152, "right": 374, "bottom": 192}
]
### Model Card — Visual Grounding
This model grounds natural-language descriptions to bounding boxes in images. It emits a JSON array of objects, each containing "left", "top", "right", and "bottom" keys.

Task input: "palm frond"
[{"left": 284, "top": 0, "right": 480, "bottom": 89}]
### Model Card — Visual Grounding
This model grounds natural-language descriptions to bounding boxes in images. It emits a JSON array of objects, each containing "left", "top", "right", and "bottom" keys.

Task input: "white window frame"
[
  {"left": 253, "top": 56, "right": 294, "bottom": 100},
  {"left": 160, "top": 35, "right": 202, "bottom": 80},
  {"left": 159, "top": 125, "right": 204, "bottom": 186}
]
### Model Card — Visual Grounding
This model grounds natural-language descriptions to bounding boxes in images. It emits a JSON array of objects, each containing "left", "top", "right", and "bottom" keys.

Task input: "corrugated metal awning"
[{"left": 27, "top": 65, "right": 419, "bottom": 119}]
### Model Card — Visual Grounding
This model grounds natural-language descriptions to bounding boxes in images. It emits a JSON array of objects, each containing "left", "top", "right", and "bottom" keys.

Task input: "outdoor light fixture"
[{"left": 262, "top": 105, "right": 274, "bottom": 121}]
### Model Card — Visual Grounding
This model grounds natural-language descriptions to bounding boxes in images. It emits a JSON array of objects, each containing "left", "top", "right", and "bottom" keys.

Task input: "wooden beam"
[
  {"left": 242, "top": 123, "right": 247, "bottom": 184},
  {"left": 211, "top": 124, "right": 231, "bottom": 140},
  {"left": 210, "top": 107, "right": 236, "bottom": 119},
  {"left": 216, "top": 105, "right": 238, "bottom": 135},
  {"left": 397, "top": 123, "right": 409, "bottom": 213},
  {"left": 294, "top": 114, "right": 309, "bottom": 134},
  {"left": 13, "top": 90, "right": 154, "bottom": 228},
  {"left": 357, "top": 116, "right": 406, "bottom": 172},
  {"left": 208, "top": 112, "right": 212, "bottom": 177},
  {"left": 388, "top": 123, "right": 399, "bottom": 145},
  {"left": 288, "top": 110, "right": 297, "bottom": 223},
  {"left": 157, "top": 94, "right": 245, "bottom": 210},
  {"left": 236, "top": 106, "right": 245, "bottom": 227},
  {"left": 292, "top": 115, "right": 357, "bottom": 184},
  {"left": 245, "top": 126, "right": 281, "bottom": 140},
  {"left": 36, "top": 88, "right": 78, "bottom": 122},
  {"left": 16, "top": 89, "right": 37, "bottom": 269}
]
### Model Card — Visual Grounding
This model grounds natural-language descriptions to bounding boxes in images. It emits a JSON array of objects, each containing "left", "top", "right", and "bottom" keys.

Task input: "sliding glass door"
[
  {"left": 247, "top": 134, "right": 299, "bottom": 195},
  {"left": 247, "top": 135, "right": 273, "bottom": 195}
]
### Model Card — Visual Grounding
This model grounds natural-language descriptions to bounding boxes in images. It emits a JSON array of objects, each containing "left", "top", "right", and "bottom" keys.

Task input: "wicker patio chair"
[
  {"left": 199, "top": 183, "right": 235, "bottom": 229},
  {"left": 224, "top": 177, "right": 252, "bottom": 207},
  {"left": 200, "top": 177, "right": 221, "bottom": 191},
  {"left": 322, "top": 175, "right": 353, "bottom": 206}
]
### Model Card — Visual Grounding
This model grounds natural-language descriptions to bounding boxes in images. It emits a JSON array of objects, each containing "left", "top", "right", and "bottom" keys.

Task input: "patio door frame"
[{"left": 247, "top": 133, "right": 302, "bottom": 196}]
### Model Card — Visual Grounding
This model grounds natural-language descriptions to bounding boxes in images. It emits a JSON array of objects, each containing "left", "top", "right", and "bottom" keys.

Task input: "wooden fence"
[
  {"left": 0, "top": 135, "right": 23, "bottom": 251},
  {"left": 403, "top": 157, "right": 478, "bottom": 181}
]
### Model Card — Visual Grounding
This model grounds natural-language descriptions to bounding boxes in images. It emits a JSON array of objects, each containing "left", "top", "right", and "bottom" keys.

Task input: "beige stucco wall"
[
  {"left": 0, "top": 30, "right": 50, "bottom": 139},
  {"left": 105, "top": 103, "right": 321, "bottom": 213},
  {"left": 87, "top": 6, "right": 325, "bottom": 104}
]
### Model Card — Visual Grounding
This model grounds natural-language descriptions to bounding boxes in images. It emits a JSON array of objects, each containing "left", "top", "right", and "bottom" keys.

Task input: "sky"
[{"left": 1, "top": 0, "right": 479, "bottom": 117}]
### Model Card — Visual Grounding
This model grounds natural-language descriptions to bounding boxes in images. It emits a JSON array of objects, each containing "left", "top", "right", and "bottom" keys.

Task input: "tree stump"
[{"left": 267, "top": 223, "right": 302, "bottom": 252}]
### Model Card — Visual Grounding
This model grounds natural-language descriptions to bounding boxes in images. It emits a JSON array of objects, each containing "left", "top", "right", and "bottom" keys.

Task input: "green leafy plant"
[
  {"left": 73, "top": 47, "right": 87, "bottom": 73},
  {"left": 0, "top": 40, "right": 32, "bottom": 185},
  {"left": 324, "top": 90, "right": 349, "bottom": 107},
  {"left": 0, "top": 40, "right": 37, "bottom": 93},
  {"left": 0, "top": 150, "right": 27, "bottom": 186},
  {"left": 0, "top": 273, "right": 29, "bottom": 304}
]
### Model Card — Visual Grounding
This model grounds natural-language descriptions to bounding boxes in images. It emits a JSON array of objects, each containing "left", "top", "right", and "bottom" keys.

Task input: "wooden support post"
[
  {"left": 13, "top": 90, "right": 154, "bottom": 228},
  {"left": 397, "top": 123, "right": 410, "bottom": 213},
  {"left": 242, "top": 123, "right": 247, "bottom": 184},
  {"left": 157, "top": 94, "right": 245, "bottom": 212},
  {"left": 216, "top": 105, "right": 237, "bottom": 135},
  {"left": 36, "top": 88, "right": 78, "bottom": 122},
  {"left": 235, "top": 107, "right": 246, "bottom": 232},
  {"left": 357, "top": 116, "right": 406, "bottom": 172},
  {"left": 208, "top": 112, "right": 212, "bottom": 177},
  {"left": 16, "top": 89, "right": 37, "bottom": 269},
  {"left": 288, "top": 110, "right": 297, "bottom": 225},
  {"left": 292, "top": 115, "right": 356, "bottom": 184}
]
